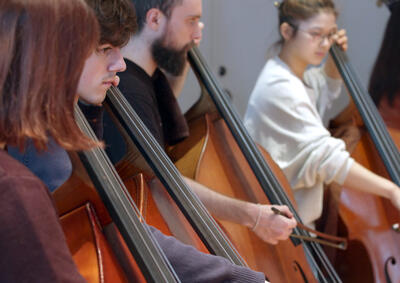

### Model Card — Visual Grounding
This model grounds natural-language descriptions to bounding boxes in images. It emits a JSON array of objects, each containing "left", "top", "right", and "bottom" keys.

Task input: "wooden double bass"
[
  {"left": 167, "top": 47, "right": 343, "bottom": 283},
  {"left": 54, "top": 106, "right": 180, "bottom": 283},
  {"left": 104, "top": 85, "right": 249, "bottom": 266},
  {"left": 328, "top": 42, "right": 400, "bottom": 282}
]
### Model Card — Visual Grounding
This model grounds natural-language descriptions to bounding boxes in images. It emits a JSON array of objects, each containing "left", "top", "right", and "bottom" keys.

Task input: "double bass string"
[
  {"left": 74, "top": 106, "right": 180, "bottom": 283},
  {"left": 188, "top": 46, "right": 341, "bottom": 283},
  {"left": 104, "top": 86, "right": 247, "bottom": 266},
  {"left": 330, "top": 45, "right": 400, "bottom": 185},
  {"left": 330, "top": 45, "right": 397, "bottom": 161}
]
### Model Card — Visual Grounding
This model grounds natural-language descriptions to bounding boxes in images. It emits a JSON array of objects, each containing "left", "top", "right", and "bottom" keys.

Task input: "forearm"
[
  {"left": 148, "top": 225, "right": 265, "bottom": 282},
  {"left": 183, "top": 177, "right": 297, "bottom": 244},
  {"left": 183, "top": 177, "right": 256, "bottom": 228},
  {"left": 343, "top": 162, "right": 398, "bottom": 199}
]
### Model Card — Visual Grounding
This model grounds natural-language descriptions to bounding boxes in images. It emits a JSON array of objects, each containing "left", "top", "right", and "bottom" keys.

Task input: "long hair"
[
  {"left": 369, "top": 5, "right": 400, "bottom": 106},
  {"left": 0, "top": 0, "right": 100, "bottom": 151}
]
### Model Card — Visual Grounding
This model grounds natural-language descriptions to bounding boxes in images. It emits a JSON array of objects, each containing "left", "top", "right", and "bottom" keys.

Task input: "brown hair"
[
  {"left": 85, "top": 0, "right": 137, "bottom": 47},
  {"left": 278, "top": 0, "right": 337, "bottom": 34},
  {"left": 0, "top": 0, "right": 100, "bottom": 151}
]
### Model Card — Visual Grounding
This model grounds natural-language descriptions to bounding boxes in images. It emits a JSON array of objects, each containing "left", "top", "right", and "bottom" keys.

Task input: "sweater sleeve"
[
  {"left": 245, "top": 68, "right": 353, "bottom": 190},
  {"left": 148, "top": 226, "right": 265, "bottom": 283}
]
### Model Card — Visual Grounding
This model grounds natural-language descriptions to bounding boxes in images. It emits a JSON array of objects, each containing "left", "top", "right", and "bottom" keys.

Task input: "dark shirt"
[
  {"left": 8, "top": 102, "right": 104, "bottom": 192},
  {"left": 104, "top": 59, "right": 189, "bottom": 164},
  {"left": 8, "top": 137, "right": 72, "bottom": 192},
  {"left": 0, "top": 149, "right": 86, "bottom": 283}
]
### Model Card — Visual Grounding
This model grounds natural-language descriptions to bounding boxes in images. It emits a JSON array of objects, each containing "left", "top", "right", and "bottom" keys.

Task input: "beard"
[{"left": 151, "top": 36, "right": 194, "bottom": 76}]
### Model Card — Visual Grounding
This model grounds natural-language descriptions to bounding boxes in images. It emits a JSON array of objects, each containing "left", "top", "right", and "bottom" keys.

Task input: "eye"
[
  {"left": 187, "top": 17, "right": 200, "bottom": 26},
  {"left": 96, "top": 44, "right": 113, "bottom": 54},
  {"left": 309, "top": 31, "right": 323, "bottom": 39}
]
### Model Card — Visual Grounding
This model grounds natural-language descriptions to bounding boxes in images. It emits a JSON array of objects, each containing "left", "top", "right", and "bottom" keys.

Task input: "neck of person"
[
  {"left": 122, "top": 36, "right": 158, "bottom": 77},
  {"left": 278, "top": 46, "right": 307, "bottom": 80},
  {"left": 0, "top": 143, "right": 5, "bottom": 150}
]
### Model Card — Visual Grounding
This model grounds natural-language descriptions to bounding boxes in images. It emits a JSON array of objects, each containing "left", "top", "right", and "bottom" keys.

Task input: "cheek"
[
  {"left": 77, "top": 72, "right": 95, "bottom": 102},
  {"left": 167, "top": 25, "right": 189, "bottom": 47}
]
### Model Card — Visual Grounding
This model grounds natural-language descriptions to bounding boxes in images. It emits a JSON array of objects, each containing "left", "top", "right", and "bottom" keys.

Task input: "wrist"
[
  {"left": 387, "top": 184, "right": 400, "bottom": 200},
  {"left": 243, "top": 203, "right": 261, "bottom": 229}
]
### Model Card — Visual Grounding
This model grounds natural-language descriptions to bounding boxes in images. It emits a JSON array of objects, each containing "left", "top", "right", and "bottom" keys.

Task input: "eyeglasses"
[{"left": 296, "top": 28, "right": 337, "bottom": 44}]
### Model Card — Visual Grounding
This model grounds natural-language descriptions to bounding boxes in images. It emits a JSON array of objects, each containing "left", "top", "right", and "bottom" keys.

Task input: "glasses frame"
[{"left": 289, "top": 22, "right": 337, "bottom": 45}]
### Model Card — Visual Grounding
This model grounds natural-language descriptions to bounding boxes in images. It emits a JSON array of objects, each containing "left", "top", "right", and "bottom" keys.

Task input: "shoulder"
[
  {"left": 249, "top": 58, "right": 307, "bottom": 106},
  {"left": 0, "top": 151, "right": 43, "bottom": 186}
]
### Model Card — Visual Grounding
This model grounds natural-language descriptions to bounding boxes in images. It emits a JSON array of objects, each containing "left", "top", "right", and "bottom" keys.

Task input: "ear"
[
  {"left": 280, "top": 22, "right": 294, "bottom": 41},
  {"left": 146, "top": 8, "right": 165, "bottom": 31}
]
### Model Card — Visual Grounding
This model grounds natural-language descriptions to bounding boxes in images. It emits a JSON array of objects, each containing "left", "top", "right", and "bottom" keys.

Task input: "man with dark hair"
[{"left": 104, "top": 0, "right": 297, "bottom": 246}]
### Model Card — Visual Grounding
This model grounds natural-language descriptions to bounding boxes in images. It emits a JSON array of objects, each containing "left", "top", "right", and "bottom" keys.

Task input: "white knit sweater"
[{"left": 244, "top": 56, "right": 354, "bottom": 226}]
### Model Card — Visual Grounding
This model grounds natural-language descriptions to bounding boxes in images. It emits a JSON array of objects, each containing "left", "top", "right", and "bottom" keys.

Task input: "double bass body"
[
  {"left": 335, "top": 133, "right": 400, "bottom": 282},
  {"left": 168, "top": 100, "right": 318, "bottom": 282},
  {"left": 329, "top": 45, "right": 400, "bottom": 283}
]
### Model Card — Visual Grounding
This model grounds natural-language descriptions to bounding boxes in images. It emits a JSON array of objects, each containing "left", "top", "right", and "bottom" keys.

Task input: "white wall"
[{"left": 178, "top": 0, "right": 391, "bottom": 120}]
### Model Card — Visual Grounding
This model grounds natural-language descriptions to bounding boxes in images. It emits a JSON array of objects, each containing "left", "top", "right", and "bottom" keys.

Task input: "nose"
[
  {"left": 320, "top": 35, "right": 331, "bottom": 48},
  {"left": 193, "top": 21, "right": 204, "bottom": 45},
  {"left": 108, "top": 48, "right": 126, "bottom": 73}
]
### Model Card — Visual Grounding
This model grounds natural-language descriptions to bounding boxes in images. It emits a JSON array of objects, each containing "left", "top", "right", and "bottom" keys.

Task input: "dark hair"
[
  {"left": 0, "top": 0, "right": 100, "bottom": 151},
  {"left": 369, "top": 5, "right": 400, "bottom": 106},
  {"left": 85, "top": 0, "right": 137, "bottom": 47},
  {"left": 131, "top": 0, "right": 183, "bottom": 32},
  {"left": 277, "top": 0, "right": 337, "bottom": 35}
]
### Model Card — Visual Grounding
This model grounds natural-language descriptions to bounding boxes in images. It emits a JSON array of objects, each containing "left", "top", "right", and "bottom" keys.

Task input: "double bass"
[
  {"left": 54, "top": 106, "right": 180, "bottom": 282},
  {"left": 104, "top": 85, "right": 249, "bottom": 265},
  {"left": 328, "top": 36, "right": 400, "bottom": 282},
  {"left": 167, "top": 47, "right": 344, "bottom": 282}
]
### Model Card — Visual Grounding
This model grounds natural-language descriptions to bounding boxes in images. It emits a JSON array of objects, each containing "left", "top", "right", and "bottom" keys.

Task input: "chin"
[{"left": 310, "top": 57, "right": 324, "bottom": 66}]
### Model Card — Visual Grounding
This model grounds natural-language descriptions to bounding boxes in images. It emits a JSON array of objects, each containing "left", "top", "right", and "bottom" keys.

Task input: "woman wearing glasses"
[{"left": 244, "top": 0, "right": 400, "bottom": 228}]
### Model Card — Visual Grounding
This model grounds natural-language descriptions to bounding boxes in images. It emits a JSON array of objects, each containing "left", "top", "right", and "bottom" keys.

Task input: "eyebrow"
[
  {"left": 186, "top": 14, "right": 201, "bottom": 19},
  {"left": 307, "top": 26, "right": 337, "bottom": 32}
]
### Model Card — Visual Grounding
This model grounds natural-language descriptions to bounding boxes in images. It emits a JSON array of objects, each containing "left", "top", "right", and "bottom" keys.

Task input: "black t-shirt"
[{"left": 104, "top": 59, "right": 189, "bottom": 164}]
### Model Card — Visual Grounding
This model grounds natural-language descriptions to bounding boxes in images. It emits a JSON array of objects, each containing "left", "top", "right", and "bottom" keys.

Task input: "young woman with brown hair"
[{"left": 0, "top": 0, "right": 99, "bottom": 281}]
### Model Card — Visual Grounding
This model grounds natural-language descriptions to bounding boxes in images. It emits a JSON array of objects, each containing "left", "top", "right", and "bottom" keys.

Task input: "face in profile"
[
  {"left": 151, "top": 0, "right": 203, "bottom": 75},
  {"left": 77, "top": 44, "right": 126, "bottom": 105}
]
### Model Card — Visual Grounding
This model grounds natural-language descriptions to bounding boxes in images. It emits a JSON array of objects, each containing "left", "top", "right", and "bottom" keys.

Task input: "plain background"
[{"left": 178, "top": 0, "right": 390, "bottom": 124}]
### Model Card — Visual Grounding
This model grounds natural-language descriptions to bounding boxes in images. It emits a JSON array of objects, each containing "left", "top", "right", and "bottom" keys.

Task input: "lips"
[
  {"left": 315, "top": 52, "right": 326, "bottom": 57},
  {"left": 102, "top": 75, "right": 118, "bottom": 87}
]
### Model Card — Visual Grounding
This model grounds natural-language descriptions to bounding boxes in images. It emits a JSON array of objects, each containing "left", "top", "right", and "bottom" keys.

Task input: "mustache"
[{"left": 184, "top": 40, "right": 196, "bottom": 53}]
